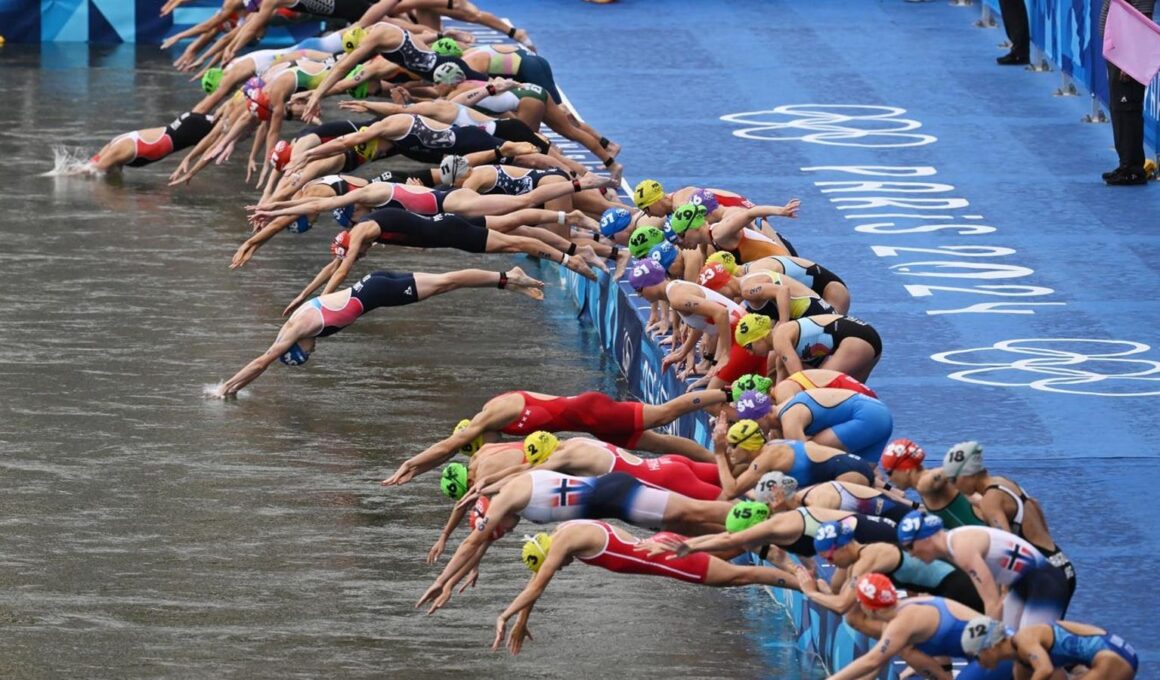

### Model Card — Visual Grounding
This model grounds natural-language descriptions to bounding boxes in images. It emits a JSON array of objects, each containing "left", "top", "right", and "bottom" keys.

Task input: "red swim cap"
[
  {"left": 270, "top": 140, "right": 292, "bottom": 172},
  {"left": 247, "top": 88, "right": 272, "bottom": 121},
  {"left": 469, "top": 496, "right": 507, "bottom": 540},
  {"left": 698, "top": 263, "right": 732, "bottom": 291},
  {"left": 330, "top": 231, "right": 351, "bottom": 259},
  {"left": 855, "top": 573, "right": 897, "bottom": 610},
  {"left": 881, "top": 438, "right": 925, "bottom": 473}
]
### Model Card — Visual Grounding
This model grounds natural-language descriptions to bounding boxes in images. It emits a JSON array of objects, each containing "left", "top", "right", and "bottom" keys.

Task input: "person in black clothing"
[
  {"left": 996, "top": 0, "right": 1030, "bottom": 65},
  {"left": 1101, "top": 0, "right": 1157, "bottom": 185}
]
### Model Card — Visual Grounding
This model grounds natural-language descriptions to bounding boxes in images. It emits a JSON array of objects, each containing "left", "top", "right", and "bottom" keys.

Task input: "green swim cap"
[
  {"left": 432, "top": 37, "right": 463, "bottom": 57},
  {"left": 347, "top": 65, "right": 369, "bottom": 100},
  {"left": 670, "top": 202, "right": 708, "bottom": 234},
  {"left": 201, "top": 67, "right": 224, "bottom": 95},
  {"left": 628, "top": 226, "right": 666, "bottom": 258},
  {"left": 731, "top": 373, "right": 774, "bottom": 402},
  {"left": 440, "top": 462, "right": 469, "bottom": 501},
  {"left": 725, "top": 500, "right": 770, "bottom": 533}
]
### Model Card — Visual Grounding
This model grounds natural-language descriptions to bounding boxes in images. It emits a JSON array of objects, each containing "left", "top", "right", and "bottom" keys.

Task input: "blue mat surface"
[{"left": 492, "top": 0, "right": 1160, "bottom": 673}]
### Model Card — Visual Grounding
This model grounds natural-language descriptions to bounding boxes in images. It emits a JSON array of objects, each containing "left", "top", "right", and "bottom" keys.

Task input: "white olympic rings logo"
[
  {"left": 719, "top": 104, "right": 937, "bottom": 148},
  {"left": 931, "top": 338, "right": 1160, "bottom": 397}
]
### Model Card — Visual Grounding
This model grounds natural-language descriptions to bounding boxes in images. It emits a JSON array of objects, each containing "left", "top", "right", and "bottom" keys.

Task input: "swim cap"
[
  {"left": 523, "top": 431, "right": 558, "bottom": 465},
  {"left": 245, "top": 0, "right": 261, "bottom": 11},
  {"left": 242, "top": 76, "right": 265, "bottom": 98},
  {"left": 440, "top": 462, "right": 469, "bottom": 501},
  {"left": 689, "top": 188, "right": 719, "bottom": 214},
  {"left": 705, "top": 250, "right": 737, "bottom": 274},
  {"left": 201, "top": 67, "right": 224, "bottom": 94},
  {"left": 269, "top": 139, "right": 292, "bottom": 172},
  {"left": 814, "top": 519, "right": 855, "bottom": 555},
  {"left": 669, "top": 203, "right": 707, "bottom": 234},
  {"left": 278, "top": 342, "right": 311, "bottom": 366},
  {"left": 633, "top": 179, "right": 664, "bottom": 209},
  {"left": 648, "top": 241, "right": 678, "bottom": 270},
  {"left": 331, "top": 205, "right": 354, "bottom": 228},
  {"left": 342, "top": 26, "right": 366, "bottom": 53},
  {"left": 754, "top": 471, "right": 797, "bottom": 503},
  {"left": 726, "top": 419, "right": 766, "bottom": 452},
  {"left": 854, "top": 573, "right": 897, "bottom": 610},
  {"left": 330, "top": 230, "right": 352, "bottom": 259},
  {"left": 469, "top": 495, "right": 507, "bottom": 540},
  {"left": 660, "top": 223, "right": 680, "bottom": 244},
  {"left": 697, "top": 263, "right": 732, "bottom": 291},
  {"left": 433, "top": 62, "right": 466, "bottom": 86},
  {"left": 725, "top": 500, "right": 770, "bottom": 533},
  {"left": 453, "top": 419, "right": 484, "bottom": 456},
  {"left": 960, "top": 617, "right": 1007, "bottom": 657},
  {"left": 942, "top": 441, "right": 984, "bottom": 479},
  {"left": 627, "top": 226, "right": 666, "bottom": 258},
  {"left": 731, "top": 373, "right": 773, "bottom": 402},
  {"left": 734, "top": 313, "right": 773, "bottom": 347},
  {"left": 599, "top": 208, "right": 632, "bottom": 238},
  {"left": 439, "top": 154, "right": 469, "bottom": 186},
  {"left": 521, "top": 532, "right": 552, "bottom": 572},
  {"left": 627, "top": 258, "right": 666, "bottom": 291},
  {"left": 246, "top": 88, "right": 272, "bottom": 121},
  {"left": 288, "top": 215, "right": 312, "bottom": 233},
  {"left": 897, "top": 511, "right": 944, "bottom": 546},
  {"left": 346, "top": 65, "right": 369, "bottom": 100},
  {"left": 431, "top": 37, "right": 463, "bottom": 57},
  {"left": 735, "top": 390, "right": 773, "bottom": 420},
  {"left": 880, "top": 438, "right": 925, "bottom": 473}
]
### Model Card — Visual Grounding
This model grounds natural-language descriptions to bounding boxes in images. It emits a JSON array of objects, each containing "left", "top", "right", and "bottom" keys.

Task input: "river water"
[{"left": 0, "top": 45, "right": 816, "bottom": 679}]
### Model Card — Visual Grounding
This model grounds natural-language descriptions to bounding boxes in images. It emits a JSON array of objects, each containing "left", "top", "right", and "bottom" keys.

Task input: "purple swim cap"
[
  {"left": 735, "top": 390, "right": 773, "bottom": 420},
  {"left": 690, "top": 188, "right": 719, "bottom": 214},
  {"left": 627, "top": 258, "right": 666, "bottom": 290}
]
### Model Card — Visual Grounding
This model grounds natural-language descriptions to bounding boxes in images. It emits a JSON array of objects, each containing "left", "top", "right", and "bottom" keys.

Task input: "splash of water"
[{"left": 42, "top": 145, "right": 102, "bottom": 177}]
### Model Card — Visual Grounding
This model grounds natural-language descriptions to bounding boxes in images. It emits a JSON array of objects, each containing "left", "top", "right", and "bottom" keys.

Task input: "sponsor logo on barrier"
[
  {"left": 931, "top": 338, "right": 1160, "bottom": 397},
  {"left": 720, "top": 104, "right": 937, "bottom": 148}
]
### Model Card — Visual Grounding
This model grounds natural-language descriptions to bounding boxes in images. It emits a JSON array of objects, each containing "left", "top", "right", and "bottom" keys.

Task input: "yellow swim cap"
[
  {"left": 727, "top": 419, "right": 767, "bottom": 452},
  {"left": 706, "top": 251, "right": 738, "bottom": 274},
  {"left": 734, "top": 313, "right": 772, "bottom": 347},
  {"left": 521, "top": 532, "right": 552, "bottom": 572},
  {"left": 633, "top": 179, "right": 665, "bottom": 209},
  {"left": 453, "top": 419, "right": 484, "bottom": 456},
  {"left": 342, "top": 26, "right": 366, "bottom": 53},
  {"left": 524, "top": 431, "right": 558, "bottom": 465}
]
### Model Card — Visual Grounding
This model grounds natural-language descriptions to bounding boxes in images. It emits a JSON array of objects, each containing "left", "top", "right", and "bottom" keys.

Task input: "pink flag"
[{"left": 1103, "top": 0, "right": 1160, "bottom": 84}]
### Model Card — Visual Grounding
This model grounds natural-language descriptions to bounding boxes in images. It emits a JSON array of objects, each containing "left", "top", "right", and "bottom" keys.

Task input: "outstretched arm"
[
  {"left": 713, "top": 202, "right": 801, "bottom": 242},
  {"left": 824, "top": 617, "right": 913, "bottom": 680},
  {"left": 492, "top": 560, "right": 561, "bottom": 654},
  {"left": 383, "top": 399, "right": 522, "bottom": 486}
]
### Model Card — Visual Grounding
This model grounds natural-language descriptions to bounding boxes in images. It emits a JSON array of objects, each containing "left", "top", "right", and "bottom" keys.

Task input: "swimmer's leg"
[
  {"left": 413, "top": 268, "right": 544, "bottom": 301},
  {"left": 634, "top": 430, "right": 713, "bottom": 463}
]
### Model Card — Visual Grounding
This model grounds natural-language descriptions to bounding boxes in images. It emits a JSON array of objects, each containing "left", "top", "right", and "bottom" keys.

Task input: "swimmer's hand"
[
  {"left": 282, "top": 295, "right": 307, "bottom": 317},
  {"left": 381, "top": 462, "right": 418, "bottom": 487},
  {"left": 777, "top": 198, "right": 800, "bottom": 219},
  {"left": 337, "top": 100, "right": 372, "bottom": 114},
  {"left": 457, "top": 567, "right": 478, "bottom": 594},
  {"left": 231, "top": 242, "right": 258, "bottom": 269},
  {"left": 426, "top": 535, "right": 448, "bottom": 565},
  {"left": 634, "top": 535, "right": 685, "bottom": 558},
  {"left": 507, "top": 615, "right": 533, "bottom": 655}
]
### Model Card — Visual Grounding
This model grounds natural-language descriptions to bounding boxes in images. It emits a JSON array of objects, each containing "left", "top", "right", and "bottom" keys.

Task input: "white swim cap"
[
  {"left": 960, "top": 616, "right": 1006, "bottom": 657},
  {"left": 942, "top": 441, "right": 984, "bottom": 479},
  {"left": 754, "top": 471, "right": 797, "bottom": 504},
  {"left": 432, "top": 62, "right": 466, "bottom": 85}
]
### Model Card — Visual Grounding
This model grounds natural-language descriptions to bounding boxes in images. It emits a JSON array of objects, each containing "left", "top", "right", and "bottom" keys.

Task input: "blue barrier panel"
[{"left": 983, "top": 0, "right": 1160, "bottom": 153}]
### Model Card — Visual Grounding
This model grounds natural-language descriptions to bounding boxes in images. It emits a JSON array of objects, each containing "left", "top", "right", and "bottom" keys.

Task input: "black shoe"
[
  {"left": 1105, "top": 168, "right": 1148, "bottom": 185},
  {"left": 1102, "top": 166, "right": 1125, "bottom": 180},
  {"left": 997, "top": 52, "right": 1030, "bottom": 65}
]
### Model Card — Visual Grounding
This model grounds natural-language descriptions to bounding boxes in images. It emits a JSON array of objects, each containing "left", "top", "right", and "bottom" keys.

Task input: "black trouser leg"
[
  {"left": 998, "top": 0, "right": 1030, "bottom": 56},
  {"left": 1107, "top": 63, "right": 1148, "bottom": 172}
]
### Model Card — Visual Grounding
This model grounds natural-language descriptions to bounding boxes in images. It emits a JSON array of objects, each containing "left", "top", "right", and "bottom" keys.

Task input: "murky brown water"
[{"left": 0, "top": 45, "right": 817, "bottom": 679}]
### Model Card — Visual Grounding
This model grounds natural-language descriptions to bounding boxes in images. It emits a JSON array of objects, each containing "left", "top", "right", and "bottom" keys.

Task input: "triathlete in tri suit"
[
  {"left": 359, "top": 0, "right": 536, "bottom": 52},
  {"left": 632, "top": 178, "right": 755, "bottom": 219},
  {"left": 765, "top": 474, "right": 917, "bottom": 524},
  {"left": 299, "top": 23, "right": 485, "bottom": 121},
  {"left": 963, "top": 616, "right": 1140, "bottom": 680},
  {"left": 640, "top": 499, "right": 899, "bottom": 560},
  {"left": 669, "top": 200, "right": 801, "bottom": 262},
  {"left": 880, "top": 438, "right": 984, "bottom": 529},
  {"left": 223, "top": 0, "right": 377, "bottom": 63},
  {"left": 240, "top": 59, "right": 341, "bottom": 181},
  {"left": 383, "top": 388, "right": 734, "bottom": 485},
  {"left": 193, "top": 46, "right": 335, "bottom": 115},
  {"left": 824, "top": 574, "right": 1004, "bottom": 680},
  {"left": 737, "top": 311, "right": 883, "bottom": 383},
  {"left": 941, "top": 441, "right": 1076, "bottom": 598},
  {"left": 417, "top": 469, "right": 739, "bottom": 611},
  {"left": 88, "top": 112, "right": 217, "bottom": 173},
  {"left": 287, "top": 207, "right": 600, "bottom": 304},
  {"left": 213, "top": 266, "right": 544, "bottom": 398},
  {"left": 899, "top": 512, "right": 1072, "bottom": 630},
  {"left": 796, "top": 520, "right": 984, "bottom": 638},
  {"left": 490, "top": 520, "right": 798, "bottom": 655},
  {"left": 427, "top": 440, "right": 526, "bottom": 564},
  {"left": 697, "top": 262, "right": 834, "bottom": 324},
  {"left": 715, "top": 416, "right": 877, "bottom": 498},
  {"left": 712, "top": 250, "right": 851, "bottom": 314},
  {"left": 254, "top": 116, "right": 381, "bottom": 202},
  {"left": 448, "top": 158, "right": 628, "bottom": 221},
  {"left": 773, "top": 369, "right": 878, "bottom": 402},
  {"left": 775, "top": 387, "right": 894, "bottom": 465}
]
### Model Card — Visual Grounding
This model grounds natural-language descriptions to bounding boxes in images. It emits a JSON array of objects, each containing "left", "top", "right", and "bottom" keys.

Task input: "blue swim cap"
[
  {"left": 648, "top": 241, "right": 678, "bottom": 270},
  {"left": 735, "top": 390, "right": 773, "bottom": 420},
  {"left": 897, "top": 511, "right": 943, "bottom": 546},
  {"left": 286, "top": 215, "right": 313, "bottom": 234},
  {"left": 661, "top": 223, "right": 680, "bottom": 244},
  {"left": 599, "top": 207, "right": 632, "bottom": 238},
  {"left": 814, "top": 519, "right": 855, "bottom": 555},
  {"left": 332, "top": 205, "right": 354, "bottom": 228},
  {"left": 279, "top": 342, "right": 311, "bottom": 366}
]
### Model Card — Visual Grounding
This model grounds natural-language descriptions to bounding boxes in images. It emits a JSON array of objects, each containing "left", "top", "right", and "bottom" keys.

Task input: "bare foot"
[
  {"left": 504, "top": 266, "right": 545, "bottom": 300},
  {"left": 612, "top": 247, "right": 631, "bottom": 280},
  {"left": 608, "top": 161, "right": 624, "bottom": 183},
  {"left": 606, "top": 140, "right": 621, "bottom": 157},
  {"left": 578, "top": 245, "right": 609, "bottom": 273}
]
